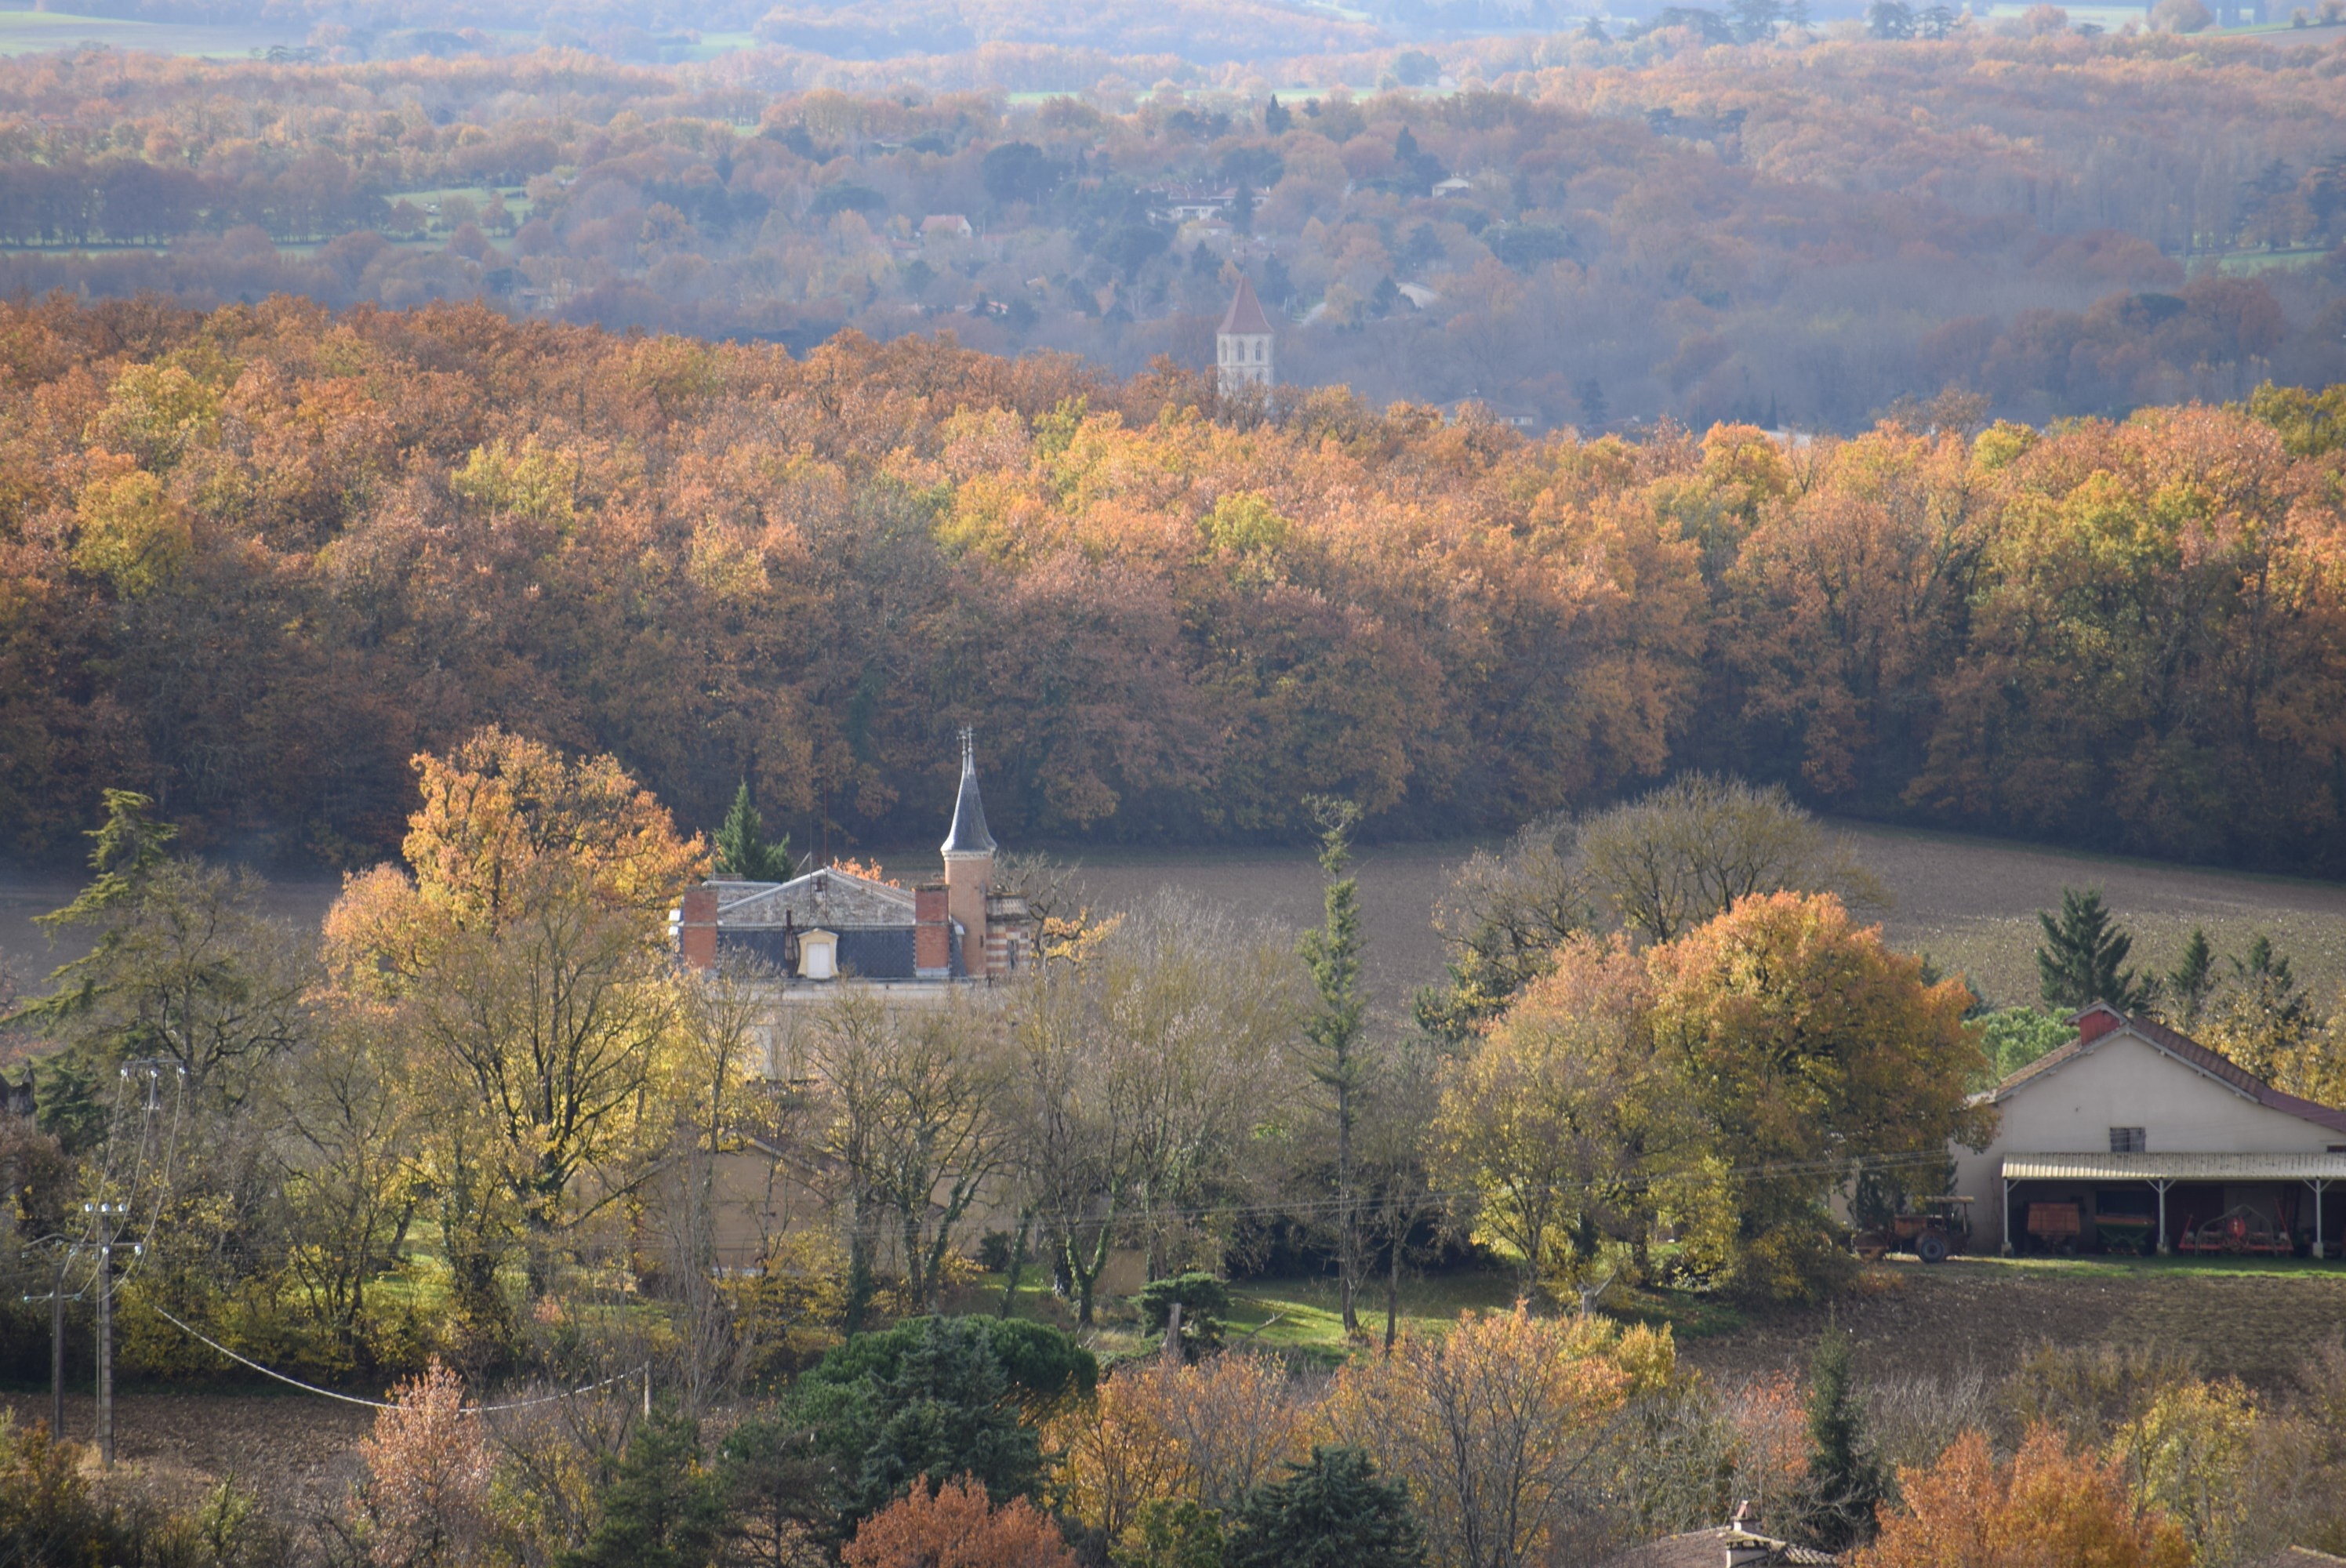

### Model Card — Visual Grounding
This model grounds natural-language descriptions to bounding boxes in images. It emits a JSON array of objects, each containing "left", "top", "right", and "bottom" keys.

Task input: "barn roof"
[{"left": 1994, "top": 1003, "right": 2346, "bottom": 1137}]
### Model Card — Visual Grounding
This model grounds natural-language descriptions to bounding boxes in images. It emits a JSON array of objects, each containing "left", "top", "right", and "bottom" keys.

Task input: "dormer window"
[{"left": 2110, "top": 1127, "right": 2146, "bottom": 1154}]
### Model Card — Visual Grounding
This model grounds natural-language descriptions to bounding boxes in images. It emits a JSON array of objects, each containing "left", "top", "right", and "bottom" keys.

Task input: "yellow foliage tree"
[{"left": 1323, "top": 1305, "right": 1675, "bottom": 1568}]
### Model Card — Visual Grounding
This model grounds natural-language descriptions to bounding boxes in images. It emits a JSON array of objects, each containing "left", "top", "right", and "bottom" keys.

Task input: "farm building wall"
[{"left": 1953, "top": 1032, "right": 2339, "bottom": 1251}]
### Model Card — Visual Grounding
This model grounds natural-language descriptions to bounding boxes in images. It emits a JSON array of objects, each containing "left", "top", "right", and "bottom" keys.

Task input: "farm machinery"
[
  {"left": 1852, "top": 1196, "right": 1973, "bottom": 1264},
  {"left": 2176, "top": 1204, "right": 2290, "bottom": 1257}
]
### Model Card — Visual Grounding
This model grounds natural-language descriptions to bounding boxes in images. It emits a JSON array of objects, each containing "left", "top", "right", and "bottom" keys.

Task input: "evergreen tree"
[
  {"left": 714, "top": 780, "right": 794, "bottom": 882},
  {"left": 1264, "top": 96, "right": 1292, "bottom": 134},
  {"left": 1298, "top": 796, "right": 1369, "bottom": 1337},
  {"left": 790, "top": 1316, "right": 1070, "bottom": 1529},
  {"left": 562, "top": 1412, "right": 726, "bottom": 1568},
  {"left": 1796, "top": 1323, "right": 1883, "bottom": 1552},
  {"left": 2166, "top": 927, "right": 2217, "bottom": 1026},
  {"left": 1225, "top": 1447, "right": 1425, "bottom": 1568},
  {"left": 2034, "top": 887, "right": 2152, "bottom": 1011}
]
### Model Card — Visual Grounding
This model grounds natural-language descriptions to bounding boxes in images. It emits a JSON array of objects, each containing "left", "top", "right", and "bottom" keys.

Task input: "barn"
[{"left": 1952, "top": 1003, "right": 2346, "bottom": 1257}]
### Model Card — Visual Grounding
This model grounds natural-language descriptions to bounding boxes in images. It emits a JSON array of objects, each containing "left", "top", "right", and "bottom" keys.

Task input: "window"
[{"left": 2110, "top": 1127, "right": 2147, "bottom": 1154}]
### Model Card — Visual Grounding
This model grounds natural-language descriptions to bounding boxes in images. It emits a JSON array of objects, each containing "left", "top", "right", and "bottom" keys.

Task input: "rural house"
[
  {"left": 1954, "top": 1003, "right": 2346, "bottom": 1257},
  {"left": 672, "top": 731, "right": 1035, "bottom": 1000}
]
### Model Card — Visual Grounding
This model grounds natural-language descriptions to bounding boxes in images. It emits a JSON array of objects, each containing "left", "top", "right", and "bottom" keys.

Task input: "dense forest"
[
  {"left": 3, "top": 27, "right": 2345, "bottom": 426},
  {"left": 2, "top": 293, "right": 2342, "bottom": 873}
]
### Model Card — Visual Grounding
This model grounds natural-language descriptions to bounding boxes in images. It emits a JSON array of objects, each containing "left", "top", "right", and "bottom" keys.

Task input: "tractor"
[{"left": 1853, "top": 1196, "right": 1973, "bottom": 1265}]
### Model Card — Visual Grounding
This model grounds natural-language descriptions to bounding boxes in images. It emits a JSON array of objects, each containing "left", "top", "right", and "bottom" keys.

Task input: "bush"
[
  {"left": 1135, "top": 1274, "right": 1231, "bottom": 1356},
  {"left": 842, "top": 1475, "right": 1078, "bottom": 1567},
  {"left": 791, "top": 1316, "right": 1091, "bottom": 1528},
  {"left": 1225, "top": 1446, "right": 1426, "bottom": 1568}
]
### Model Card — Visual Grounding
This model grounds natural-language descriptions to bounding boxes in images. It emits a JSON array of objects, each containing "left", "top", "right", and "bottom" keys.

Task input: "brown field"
[
  {"left": 5, "top": 818, "right": 2346, "bottom": 1017},
  {"left": 1676, "top": 1255, "right": 2346, "bottom": 1392},
  {"left": 0, "top": 1386, "right": 369, "bottom": 1522}
]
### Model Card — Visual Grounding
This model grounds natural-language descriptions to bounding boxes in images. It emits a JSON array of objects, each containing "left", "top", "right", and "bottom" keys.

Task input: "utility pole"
[
  {"left": 96, "top": 1232, "right": 113, "bottom": 1468},
  {"left": 51, "top": 1248, "right": 66, "bottom": 1439}
]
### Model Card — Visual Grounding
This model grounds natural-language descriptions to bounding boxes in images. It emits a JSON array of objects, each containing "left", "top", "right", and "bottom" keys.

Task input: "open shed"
[{"left": 1952, "top": 1004, "right": 2346, "bottom": 1257}]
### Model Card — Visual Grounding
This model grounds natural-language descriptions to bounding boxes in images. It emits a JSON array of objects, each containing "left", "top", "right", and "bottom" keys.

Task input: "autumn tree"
[
  {"left": 1643, "top": 892, "right": 1996, "bottom": 1301},
  {"left": 1324, "top": 1305, "right": 1675, "bottom": 1568},
  {"left": 1852, "top": 1425, "right": 2189, "bottom": 1568},
  {"left": 322, "top": 728, "right": 705, "bottom": 1311},
  {"left": 1429, "top": 935, "right": 1720, "bottom": 1298},
  {"left": 347, "top": 1359, "right": 497, "bottom": 1568},
  {"left": 841, "top": 1477, "right": 1078, "bottom": 1568},
  {"left": 1576, "top": 775, "right": 1886, "bottom": 945}
]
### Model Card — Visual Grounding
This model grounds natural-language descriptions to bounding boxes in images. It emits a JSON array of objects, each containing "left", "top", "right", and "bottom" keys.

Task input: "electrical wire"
[{"left": 146, "top": 1302, "right": 651, "bottom": 1414}]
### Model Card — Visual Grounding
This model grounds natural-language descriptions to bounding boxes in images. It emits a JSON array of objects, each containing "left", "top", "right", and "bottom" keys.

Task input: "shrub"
[
  {"left": 841, "top": 1476, "right": 1078, "bottom": 1568},
  {"left": 1135, "top": 1274, "right": 1231, "bottom": 1355}
]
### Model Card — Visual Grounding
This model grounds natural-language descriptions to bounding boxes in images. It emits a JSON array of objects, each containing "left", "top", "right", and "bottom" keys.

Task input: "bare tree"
[{"left": 1578, "top": 773, "right": 1887, "bottom": 942}]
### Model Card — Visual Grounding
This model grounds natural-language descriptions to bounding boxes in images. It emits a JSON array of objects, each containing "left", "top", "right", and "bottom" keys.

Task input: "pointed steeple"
[{"left": 942, "top": 727, "right": 996, "bottom": 855}]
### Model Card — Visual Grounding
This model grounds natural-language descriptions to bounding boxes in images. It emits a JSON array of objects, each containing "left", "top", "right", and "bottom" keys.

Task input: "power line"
[{"left": 145, "top": 1301, "right": 652, "bottom": 1414}]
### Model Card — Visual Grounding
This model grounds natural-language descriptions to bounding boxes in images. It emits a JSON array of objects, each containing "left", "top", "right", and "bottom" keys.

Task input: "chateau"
[{"left": 674, "top": 731, "right": 1034, "bottom": 993}]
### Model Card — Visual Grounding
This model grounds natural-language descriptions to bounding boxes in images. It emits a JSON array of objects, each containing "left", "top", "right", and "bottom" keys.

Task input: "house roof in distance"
[
  {"left": 1992, "top": 1002, "right": 2346, "bottom": 1138},
  {"left": 1218, "top": 274, "right": 1273, "bottom": 335}
]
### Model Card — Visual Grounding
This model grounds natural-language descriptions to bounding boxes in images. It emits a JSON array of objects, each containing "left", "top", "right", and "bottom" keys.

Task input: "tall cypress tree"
[
  {"left": 1298, "top": 796, "right": 1368, "bottom": 1338},
  {"left": 2167, "top": 927, "right": 2217, "bottom": 1025}
]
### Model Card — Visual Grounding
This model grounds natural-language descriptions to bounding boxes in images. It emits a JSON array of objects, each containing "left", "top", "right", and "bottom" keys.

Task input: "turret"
[{"left": 941, "top": 728, "right": 997, "bottom": 978}]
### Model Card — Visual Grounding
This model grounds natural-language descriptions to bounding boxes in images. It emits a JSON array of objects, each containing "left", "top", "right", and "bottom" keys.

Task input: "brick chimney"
[
  {"left": 677, "top": 884, "right": 718, "bottom": 970},
  {"left": 915, "top": 883, "right": 953, "bottom": 978},
  {"left": 2075, "top": 1001, "right": 2126, "bottom": 1044}
]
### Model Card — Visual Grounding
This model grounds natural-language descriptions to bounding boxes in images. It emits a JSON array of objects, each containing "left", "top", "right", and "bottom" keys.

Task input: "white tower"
[{"left": 1216, "top": 274, "right": 1274, "bottom": 394}]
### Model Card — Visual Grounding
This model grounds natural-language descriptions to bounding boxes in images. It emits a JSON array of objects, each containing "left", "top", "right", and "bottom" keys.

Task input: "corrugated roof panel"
[{"left": 2002, "top": 1152, "right": 2346, "bottom": 1182}]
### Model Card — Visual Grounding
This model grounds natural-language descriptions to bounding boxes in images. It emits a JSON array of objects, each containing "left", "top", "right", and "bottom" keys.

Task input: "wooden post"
[
  {"left": 2153, "top": 1180, "right": 2171, "bottom": 1257},
  {"left": 2001, "top": 1178, "right": 2015, "bottom": 1257},
  {"left": 1164, "top": 1301, "right": 1183, "bottom": 1364},
  {"left": 2313, "top": 1179, "right": 2328, "bottom": 1261}
]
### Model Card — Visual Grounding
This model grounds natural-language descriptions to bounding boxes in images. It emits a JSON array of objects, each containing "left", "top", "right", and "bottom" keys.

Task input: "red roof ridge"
[{"left": 1218, "top": 274, "right": 1273, "bottom": 336}]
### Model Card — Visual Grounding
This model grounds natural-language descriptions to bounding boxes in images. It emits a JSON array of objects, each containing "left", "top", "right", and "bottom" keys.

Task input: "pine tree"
[
  {"left": 1264, "top": 96, "right": 1292, "bottom": 134},
  {"left": 562, "top": 1412, "right": 726, "bottom": 1568},
  {"left": 1797, "top": 1322, "right": 1883, "bottom": 1552},
  {"left": 1225, "top": 1447, "right": 1425, "bottom": 1568},
  {"left": 2166, "top": 927, "right": 2217, "bottom": 1026},
  {"left": 1298, "top": 796, "right": 1369, "bottom": 1338},
  {"left": 2035, "top": 887, "right": 2152, "bottom": 1011},
  {"left": 714, "top": 780, "right": 794, "bottom": 882}
]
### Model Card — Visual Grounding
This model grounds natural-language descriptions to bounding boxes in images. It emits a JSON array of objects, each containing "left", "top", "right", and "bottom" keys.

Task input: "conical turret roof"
[
  {"left": 1218, "top": 274, "right": 1273, "bottom": 336},
  {"left": 942, "top": 728, "right": 996, "bottom": 855}
]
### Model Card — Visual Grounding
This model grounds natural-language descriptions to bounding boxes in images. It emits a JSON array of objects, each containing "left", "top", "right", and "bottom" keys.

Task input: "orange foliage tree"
[
  {"left": 841, "top": 1476, "right": 1080, "bottom": 1568},
  {"left": 1852, "top": 1425, "right": 2191, "bottom": 1568}
]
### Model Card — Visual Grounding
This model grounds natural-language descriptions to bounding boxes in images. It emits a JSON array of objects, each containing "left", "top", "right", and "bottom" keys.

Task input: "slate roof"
[
  {"left": 1218, "top": 274, "right": 1273, "bottom": 336},
  {"left": 1993, "top": 1003, "right": 2346, "bottom": 1138},
  {"left": 942, "top": 729, "right": 996, "bottom": 855}
]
